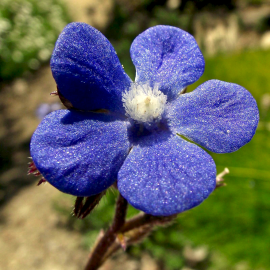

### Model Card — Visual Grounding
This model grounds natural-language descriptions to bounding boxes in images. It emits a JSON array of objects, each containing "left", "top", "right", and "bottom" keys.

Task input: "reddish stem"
[
  {"left": 120, "top": 213, "right": 177, "bottom": 233},
  {"left": 84, "top": 193, "right": 128, "bottom": 270}
]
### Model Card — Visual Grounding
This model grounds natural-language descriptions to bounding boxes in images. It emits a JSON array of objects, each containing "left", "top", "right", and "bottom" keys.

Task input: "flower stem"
[
  {"left": 120, "top": 213, "right": 177, "bottom": 233},
  {"left": 84, "top": 193, "right": 128, "bottom": 270},
  {"left": 101, "top": 213, "right": 177, "bottom": 264},
  {"left": 84, "top": 194, "right": 176, "bottom": 269},
  {"left": 83, "top": 169, "right": 226, "bottom": 269}
]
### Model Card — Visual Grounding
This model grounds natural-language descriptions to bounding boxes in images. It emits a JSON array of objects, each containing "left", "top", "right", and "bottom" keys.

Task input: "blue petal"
[
  {"left": 167, "top": 80, "right": 259, "bottom": 153},
  {"left": 130, "top": 25, "right": 204, "bottom": 100},
  {"left": 51, "top": 22, "right": 132, "bottom": 114},
  {"left": 30, "top": 110, "right": 131, "bottom": 196},
  {"left": 118, "top": 133, "right": 216, "bottom": 216}
]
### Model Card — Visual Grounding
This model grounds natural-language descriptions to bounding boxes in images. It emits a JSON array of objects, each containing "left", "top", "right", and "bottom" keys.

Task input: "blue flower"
[{"left": 30, "top": 23, "right": 259, "bottom": 216}]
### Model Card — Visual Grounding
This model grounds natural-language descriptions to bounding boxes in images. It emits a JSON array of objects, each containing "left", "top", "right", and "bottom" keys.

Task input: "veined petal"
[
  {"left": 168, "top": 80, "right": 259, "bottom": 153},
  {"left": 118, "top": 133, "right": 216, "bottom": 216},
  {"left": 130, "top": 25, "right": 204, "bottom": 101},
  {"left": 51, "top": 22, "right": 132, "bottom": 114},
  {"left": 30, "top": 110, "right": 131, "bottom": 196}
]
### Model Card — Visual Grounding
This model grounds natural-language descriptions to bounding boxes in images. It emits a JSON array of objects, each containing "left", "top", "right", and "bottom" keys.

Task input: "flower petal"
[
  {"left": 118, "top": 133, "right": 216, "bottom": 216},
  {"left": 30, "top": 110, "right": 131, "bottom": 196},
  {"left": 130, "top": 25, "right": 204, "bottom": 100},
  {"left": 51, "top": 22, "right": 132, "bottom": 113},
  {"left": 168, "top": 80, "right": 259, "bottom": 153}
]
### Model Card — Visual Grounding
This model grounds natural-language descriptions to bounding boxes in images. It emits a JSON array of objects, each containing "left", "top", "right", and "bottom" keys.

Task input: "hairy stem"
[
  {"left": 101, "top": 213, "right": 177, "bottom": 264},
  {"left": 120, "top": 213, "right": 177, "bottom": 233},
  {"left": 84, "top": 193, "right": 128, "bottom": 270},
  {"left": 102, "top": 226, "right": 153, "bottom": 264}
]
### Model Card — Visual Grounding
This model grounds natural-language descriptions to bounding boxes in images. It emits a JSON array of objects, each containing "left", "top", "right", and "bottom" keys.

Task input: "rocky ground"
[
  {"left": 0, "top": 182, "right": 159, "bottom": 270},
  {"left": 0, "top": 184, "right": 88, "bottom": 270}
]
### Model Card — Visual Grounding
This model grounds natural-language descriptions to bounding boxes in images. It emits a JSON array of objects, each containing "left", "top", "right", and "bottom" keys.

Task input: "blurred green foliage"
[
  {"left": 183, "top": 50, "right": 270, "bottom": 269},
  {"left": 0, "top": 0, "right": 70, "bottom": 81}
]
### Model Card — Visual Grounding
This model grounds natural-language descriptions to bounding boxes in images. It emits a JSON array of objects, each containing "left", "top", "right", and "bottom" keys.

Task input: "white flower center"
[{"left": 122, "top": 83, "right": 167, "bottom": 123}]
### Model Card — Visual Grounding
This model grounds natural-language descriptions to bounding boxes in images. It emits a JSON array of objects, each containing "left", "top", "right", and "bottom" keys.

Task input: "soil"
[{"left": 0, "top": 184, "right": 88, "bottom": 270}]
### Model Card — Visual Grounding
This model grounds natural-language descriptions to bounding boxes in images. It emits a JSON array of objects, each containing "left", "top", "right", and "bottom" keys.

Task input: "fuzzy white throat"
[{"left": 122, "top": 83, "right": 167, "bottom": 123}]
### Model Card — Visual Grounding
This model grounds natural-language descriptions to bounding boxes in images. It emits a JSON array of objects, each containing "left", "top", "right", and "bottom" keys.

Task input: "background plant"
[{"left": 0, "top": 0, "right": 70, "bottom": 81}]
